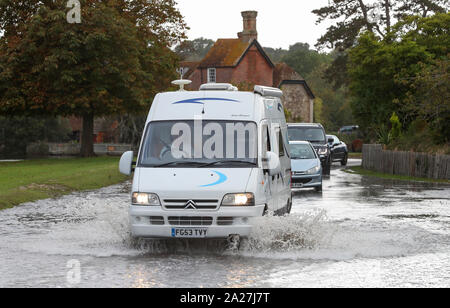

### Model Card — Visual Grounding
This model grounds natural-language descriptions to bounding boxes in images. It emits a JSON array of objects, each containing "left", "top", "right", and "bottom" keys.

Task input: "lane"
[{"left": 0, "top": 159, "right": 449, "bottom": 287}]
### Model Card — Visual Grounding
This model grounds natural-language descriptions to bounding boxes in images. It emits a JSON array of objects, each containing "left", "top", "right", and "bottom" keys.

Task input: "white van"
[{"left": 119, "top": 82, "right": 292, "bottom": 240}]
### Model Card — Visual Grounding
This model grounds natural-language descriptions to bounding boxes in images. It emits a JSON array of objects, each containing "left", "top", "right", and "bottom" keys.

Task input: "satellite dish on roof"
[{"left": 172, "top": 79, "right": 192, "bottom": 91}]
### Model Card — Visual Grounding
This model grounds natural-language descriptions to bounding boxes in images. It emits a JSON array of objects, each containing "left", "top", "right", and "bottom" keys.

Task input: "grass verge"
[
  {"left": 348, "top": 153, "right": 362, "bottom": 159},
  {"left": 346, "top": 166, "right": 450, "bottom": 184},
  {"left": 0, "top": 157, "right": 128, "bottom": 210}
]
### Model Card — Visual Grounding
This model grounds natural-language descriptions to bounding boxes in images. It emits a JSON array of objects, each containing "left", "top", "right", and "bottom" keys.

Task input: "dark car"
[
  {"left": 339, "top": 125, "right": 359, "bottom": 135},
  {"left": 327, "top": 135, "right": 348, "bottom": 166},
  {"left": 287, "top": 123, "right": 332, "bottom": 176}
]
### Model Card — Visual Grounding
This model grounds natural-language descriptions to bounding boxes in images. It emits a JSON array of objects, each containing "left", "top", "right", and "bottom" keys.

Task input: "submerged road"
[{"left": 0, "top": 159, "right": 449, "bottom": 287}]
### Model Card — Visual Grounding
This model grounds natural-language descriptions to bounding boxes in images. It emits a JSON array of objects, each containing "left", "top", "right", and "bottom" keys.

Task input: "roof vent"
[
  {"left": 172, "top": 79, "right": 192, "bottom": 91},
  {"left": 200, "top": 83, "right": 238, "bottom": 91},
  {"left": 254, "top": 85, "right": 283, "bottom": 98}
]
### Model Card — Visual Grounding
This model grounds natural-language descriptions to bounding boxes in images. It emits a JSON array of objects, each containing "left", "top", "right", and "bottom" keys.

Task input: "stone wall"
[{"left": 280, "top": 83, "right": 313, "bottom": 123}]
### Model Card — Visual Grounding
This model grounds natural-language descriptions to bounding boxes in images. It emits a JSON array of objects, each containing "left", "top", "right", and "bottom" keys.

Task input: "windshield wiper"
[
  {"left": 152, "top": 161, "right": 207, "bottom": 168},
  {"left": 199, "top": 160, "right": 257, "bottom": 168}
]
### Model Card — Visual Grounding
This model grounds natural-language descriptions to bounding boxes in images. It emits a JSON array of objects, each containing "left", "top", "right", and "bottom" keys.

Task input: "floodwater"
[{"left": 0, "top": 160, "right": 449, "bottom": 288}]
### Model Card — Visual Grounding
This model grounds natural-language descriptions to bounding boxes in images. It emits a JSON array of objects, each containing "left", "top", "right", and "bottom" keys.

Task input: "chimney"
[{"left": 238, "top": 11, "right": 258, "bottom": 43}]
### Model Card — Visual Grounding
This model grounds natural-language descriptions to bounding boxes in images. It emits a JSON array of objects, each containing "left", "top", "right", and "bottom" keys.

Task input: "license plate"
[
  {"left": 293, "top": 183, "right": 304, "bottom": 188},
  {"left": 171, "top": 228, "right": 208, "bottom": 238}
]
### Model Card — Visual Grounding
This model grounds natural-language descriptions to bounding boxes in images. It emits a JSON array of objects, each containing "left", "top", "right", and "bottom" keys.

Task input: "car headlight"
[
  {"left": 221, "top": 193, "right": 255, "bottom": 206},
  {"left": 132, "top": 192, "right": 161, "bottom": 206},
  {"left": 317, "top": 147, "right": 328, "bottom": 155},
  {"left": 306, "top": 166, "right": 321, "bottom": 175}
]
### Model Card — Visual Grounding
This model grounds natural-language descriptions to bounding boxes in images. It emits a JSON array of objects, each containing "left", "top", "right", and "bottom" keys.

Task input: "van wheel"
[
  {"left": 286, "top": 198, "right": 292, "bottom": 214},
  {"left": 263, "top": 205, "right": 269, "bottom": 216}
]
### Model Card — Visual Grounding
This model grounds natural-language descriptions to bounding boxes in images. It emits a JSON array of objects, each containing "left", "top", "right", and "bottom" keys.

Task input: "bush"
[
  {"left": 387, "top": 120, "right": 450, "bottom": 155},
  {"left": 0, "top": 116, "right": 71, "bottom": 158}
]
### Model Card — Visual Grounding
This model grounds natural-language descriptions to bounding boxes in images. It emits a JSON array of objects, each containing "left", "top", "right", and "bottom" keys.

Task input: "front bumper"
[
  {"left": 291, "top": 174, "right": 322, "bottom": 188},
  {"left": 129, "top": 205, "right": 265, "bottom": 239}
]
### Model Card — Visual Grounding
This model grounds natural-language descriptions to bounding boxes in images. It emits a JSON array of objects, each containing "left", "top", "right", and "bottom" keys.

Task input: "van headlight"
[
  {"left": 221, "top": 193, "right": 255, "bottom": 206},
  {"left": 132, "top": 192, "right": 161, "bottom": 206},
  {"left": 306, "top": 166, "right": 321, "bottom": 175}
]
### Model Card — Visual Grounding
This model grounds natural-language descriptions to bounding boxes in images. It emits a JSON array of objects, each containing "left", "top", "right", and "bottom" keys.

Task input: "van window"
[
  {"left": 139, "top": 120, "right": 258, "bottom": 168},
  {"left": 278, "top": 130, "right": 285, "bottom": 157},
  {"left": 262, "top": 126, "right": 271, "bottom": 153}
]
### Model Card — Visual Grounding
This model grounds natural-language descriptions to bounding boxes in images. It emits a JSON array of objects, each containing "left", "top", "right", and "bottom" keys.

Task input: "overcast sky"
[{"left": 175, "top": 0, "right": 333, "bottom": 50}]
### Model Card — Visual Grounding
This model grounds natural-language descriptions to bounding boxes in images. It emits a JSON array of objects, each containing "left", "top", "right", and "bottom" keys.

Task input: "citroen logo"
[{"left": 185, "top": 200, "right": 197, "bottom": 210}]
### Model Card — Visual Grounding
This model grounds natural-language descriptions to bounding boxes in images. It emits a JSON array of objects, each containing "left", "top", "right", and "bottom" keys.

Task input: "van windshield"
[
  {"left": 288, "top": 127, "right": 326, "bottom": 143},
  {"left": 139, "top": 120, "right": 258, "bottom": 168}
]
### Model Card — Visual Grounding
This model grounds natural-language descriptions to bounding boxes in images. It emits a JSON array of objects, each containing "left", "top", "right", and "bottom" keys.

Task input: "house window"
[{"left": 207, "top": 68, "right": 216, "bottom": 83}]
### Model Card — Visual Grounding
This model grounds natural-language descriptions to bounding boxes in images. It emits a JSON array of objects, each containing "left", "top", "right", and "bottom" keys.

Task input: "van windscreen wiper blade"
[
  {"left": 152, "top": 161, "right": 207, "bottom": 168},
  {"left": 199, "top": 160, "right": 257, "bottom": 168}
]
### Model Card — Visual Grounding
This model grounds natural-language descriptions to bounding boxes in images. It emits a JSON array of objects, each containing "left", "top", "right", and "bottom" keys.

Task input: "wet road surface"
[{"left": 0, "top": 159, "right": 449, "bottom": 287}]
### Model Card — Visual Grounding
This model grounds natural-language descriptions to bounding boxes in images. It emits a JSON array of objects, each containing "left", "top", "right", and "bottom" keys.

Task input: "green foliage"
[
  {"left": 348, "top": 13, "right": 449, "bottom": 143},
  {"left": 0, "top": 1, "right": 187, "bottom": 156},
  {"left": 387, "top": 119, "right": 450, "bottom": 155},
  {"left": 396, "top": 57, "right": 450, "bottom": 142},
  {"left": 308, "top": 64, "right": 353, "bottom": 131},
  {"left": 376, "top": 123, "right": 391, "bottom": 145},
  {"left": 389, "top": 112, "right": 402, "bottom": 141},
  {"left": 264, "top": 47, "right": 289, "bottom": 63},
  {"left": 175, "top": 38, "right": 215, "bottom": 62},
  {"left": 281, "top": 43, "right": 331, "bottom": 77},
  {"left": 312, "top": 0, "right": 447, "bottom": 87},
  {"left": 0, "top": 116, "right": 71, "bottom": 158}
]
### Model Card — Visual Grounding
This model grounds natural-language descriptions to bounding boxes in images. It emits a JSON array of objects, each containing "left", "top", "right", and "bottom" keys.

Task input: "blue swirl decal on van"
[
  {"left": 200, "top": 171, "right": 228, "bottom": 187},
  {"left": 173, "top": 98, "right": 239, "bottom": 105}
]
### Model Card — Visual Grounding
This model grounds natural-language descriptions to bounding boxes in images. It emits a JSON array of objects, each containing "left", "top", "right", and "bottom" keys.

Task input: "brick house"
[{"left": 180, "top": 11, "right": 315, "bottom": 122}]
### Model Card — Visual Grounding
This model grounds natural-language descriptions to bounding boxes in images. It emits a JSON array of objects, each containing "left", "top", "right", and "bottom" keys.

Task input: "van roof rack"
[
  {"left": 254, "top": 85, "right": 283, "bottom": 98},
  {"left": 199, "top": 83, "right": 238, "bottom": 91}
]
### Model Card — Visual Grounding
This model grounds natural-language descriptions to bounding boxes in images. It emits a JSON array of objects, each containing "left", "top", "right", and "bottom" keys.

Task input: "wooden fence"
[{"left": 362, "top": 144, "right": 450, "bottom": 180}]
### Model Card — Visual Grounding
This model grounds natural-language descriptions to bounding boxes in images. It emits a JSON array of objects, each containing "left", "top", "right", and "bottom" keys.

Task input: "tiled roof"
[
  {"left": 180, "top": 61, "right": 199, "bottom": 78},
  {"left": 273, "top": 62, "right": 304, "bottom": 87},
  {"left": 198, "top": 39, "right": 252, "bottom": 68}
]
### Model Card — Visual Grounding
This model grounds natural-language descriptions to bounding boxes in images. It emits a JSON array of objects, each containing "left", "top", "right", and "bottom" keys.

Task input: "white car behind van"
[{"left": 119, "top": 82, "right": 292, "bottom": 241}]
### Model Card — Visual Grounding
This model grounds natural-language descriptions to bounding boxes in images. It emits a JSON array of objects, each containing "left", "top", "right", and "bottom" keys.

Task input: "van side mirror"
[
  {"left": 328, "top": 138, "right": 334, "bottom": 144},
  {"left": 119, "top": 151, "right": 134, "bottom": 176},
  {"left": 266, "top": 151, "right": 281, "bottom": 176}
]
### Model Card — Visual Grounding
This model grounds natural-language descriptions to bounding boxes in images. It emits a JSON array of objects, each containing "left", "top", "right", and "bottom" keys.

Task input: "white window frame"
[{"left": 207, "top": 68, "right": 216, "bottom": 83}]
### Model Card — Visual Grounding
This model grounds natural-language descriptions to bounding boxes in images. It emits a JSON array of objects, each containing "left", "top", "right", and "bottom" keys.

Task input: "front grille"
[
  {"left": 292, "top": 178, "right": 312, "bottom": 185},
  {"left": 168, "top": 216, "right": 213, "bottom": 226},
  {"left": 149, "top": 216, "right": 164, "bottom": 225},
  {"left": 217, "top": 217, "right": 234, "bottom": 226},
  {"left": 163, "top": 199, "right": 219, "bottom": 210}
]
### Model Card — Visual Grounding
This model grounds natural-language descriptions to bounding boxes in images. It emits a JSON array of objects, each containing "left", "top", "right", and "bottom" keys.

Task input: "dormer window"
[{"left": 207, "top": 68, "right": 216, "bottom": 83}]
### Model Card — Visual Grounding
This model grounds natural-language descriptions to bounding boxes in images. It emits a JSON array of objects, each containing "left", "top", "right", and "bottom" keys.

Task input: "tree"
[
  {"left": 0, "top": 0, "right": 187, "bottom": 157},
  {"left": 397, "top": 58, "right": 450, "bottom": 142},
  {"left": 313, "top": 0, "right": 448, "bottom": 87},
  {"left": 0, "top": 116, "right": 71, "bottom": 158},
  {"left": 348, "top": 13, "right": 449, "bottom": 134},
  {"left": 175, "top": 38, "right": 215, "bottom": 62},
  {"left": 281, "top": 43, "right": 330, "bottom": 78}
]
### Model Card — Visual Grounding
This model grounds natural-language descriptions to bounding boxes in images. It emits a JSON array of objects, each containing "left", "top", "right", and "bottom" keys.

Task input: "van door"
[
  {"left": 272, "top": 123, "right": 290, "bottom": 212},
  {"left": 261, "top": 121, "right": 277, "bottom": 212}
]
